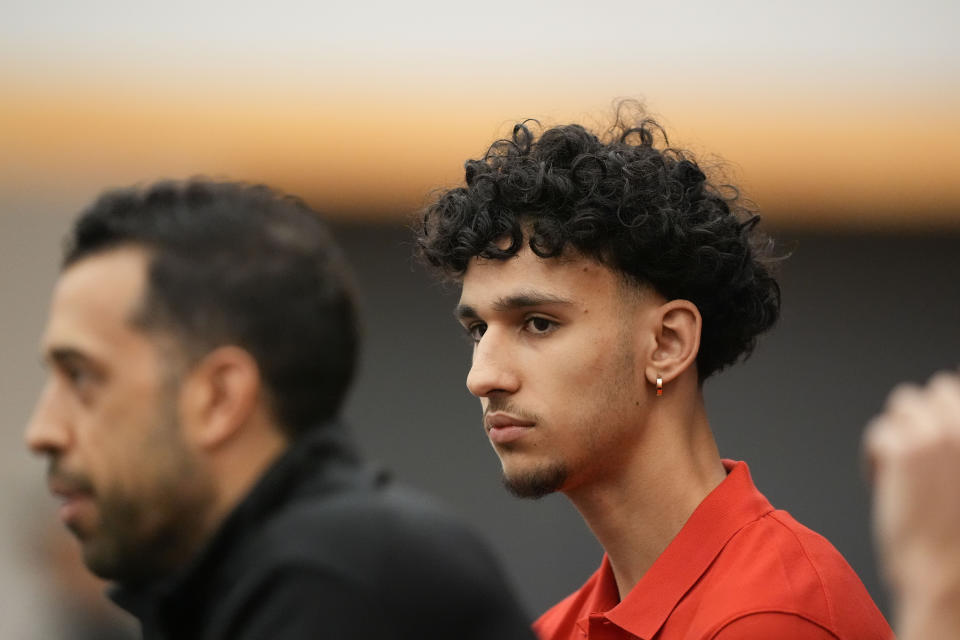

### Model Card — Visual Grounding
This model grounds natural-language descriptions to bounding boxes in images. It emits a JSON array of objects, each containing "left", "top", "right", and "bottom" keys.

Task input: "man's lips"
[
  {"left": 48, "top": 472, "right": 93, "bottom": 498},
  {"left": 47, "top": 474, "right": 95, "bottom": 526},
  {"left": 52, "top": 492, "right": 94, "bottom": 527},
  {"left": 485, "top": 412, "right": 535, "bottom": 444},
  {"left": 50, "top": 485, "right": 91, "bottom": 502}
]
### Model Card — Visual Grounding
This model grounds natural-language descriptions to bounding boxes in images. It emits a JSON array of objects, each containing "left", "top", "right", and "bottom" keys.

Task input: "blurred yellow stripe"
[{"left": 3, "top": 78, "right": 958, "bottom": 229}]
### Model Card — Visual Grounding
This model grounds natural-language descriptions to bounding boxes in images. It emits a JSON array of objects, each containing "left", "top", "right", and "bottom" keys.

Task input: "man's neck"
[
  {"left": 565, "top": 394, "right": 726, "bottom": 600},
  {"left": 205, "top": 418, "right": 290, "bottom": 542}
]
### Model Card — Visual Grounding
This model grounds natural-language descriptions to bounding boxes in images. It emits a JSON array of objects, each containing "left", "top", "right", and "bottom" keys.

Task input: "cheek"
[
  {"left": 532, "top": 354, "right": 609, "bottom": 421},
  {"left": 567, "top": 336, "right": 640, "bottom": 405},
  {"left": 564, "top": 334, "right": 626, "bottom": 384},
  {"left": 85, "top": 395, "right": 162, "bottom": 485}
]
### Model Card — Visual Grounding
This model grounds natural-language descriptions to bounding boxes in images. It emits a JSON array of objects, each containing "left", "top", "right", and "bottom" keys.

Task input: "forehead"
[
  {"left": 459, "top": 246, "right": 623, "bottom": 307},
  {"left": 42, "top": 247, "right": 152, "bottom": 359}
]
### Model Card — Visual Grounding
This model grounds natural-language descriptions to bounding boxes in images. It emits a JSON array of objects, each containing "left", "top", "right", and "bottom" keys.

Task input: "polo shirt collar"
[{"left": 588, "top": 460, "right": 774, "bottom": 640}]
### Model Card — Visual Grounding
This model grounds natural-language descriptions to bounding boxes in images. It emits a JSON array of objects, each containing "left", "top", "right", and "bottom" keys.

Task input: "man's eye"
[
  {"left": 60, "top": 363, "right": 97, "bottom": 390},
  {"left": 526, "top": 317, "right": 554, "bottom": 334},
  {"left": 467, "top": 323, "right": 487, "bottom": 342},
  {"left": 65, "top": 366, "right": 90, "bottom": 386}
]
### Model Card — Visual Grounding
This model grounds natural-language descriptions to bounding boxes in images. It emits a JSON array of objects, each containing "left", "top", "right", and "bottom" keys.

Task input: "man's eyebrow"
[
  {"left": 454, "top": 292, "right": 574, "bottom": 320},
  {"left": 454, "top": 304, "right": 480, "bottom": 322},
  {"left": 42, "top": 346, "right": 93, "bottom": 370}
]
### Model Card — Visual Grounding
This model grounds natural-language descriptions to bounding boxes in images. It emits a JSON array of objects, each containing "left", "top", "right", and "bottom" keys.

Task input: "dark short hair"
[
  {"left": 415, "top": 104, "right": 781, "bottom": 381},
  {"left": 64, "top": 179, "right": 359, "bottom": 437}
]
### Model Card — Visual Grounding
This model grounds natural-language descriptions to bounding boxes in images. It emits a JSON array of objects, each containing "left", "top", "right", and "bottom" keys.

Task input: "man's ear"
[
  {"left": 178, "top": 346, "right": 262, "bottom": 450},
  {"left": 645, "top": 299, "right": 702, "bottom": 387}
]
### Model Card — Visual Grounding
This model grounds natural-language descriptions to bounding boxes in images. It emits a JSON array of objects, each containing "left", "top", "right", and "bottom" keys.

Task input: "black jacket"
[{"left": 111, "top": 425, "right": 536, "bottom": 640}]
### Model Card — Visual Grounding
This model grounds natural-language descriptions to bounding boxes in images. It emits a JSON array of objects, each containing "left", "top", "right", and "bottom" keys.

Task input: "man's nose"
[
  {"left": 24, "top": 380, "right": 71, "bottom": 455},
  {"left": 466, "top": 329, "right": 520, "bottom": 398}
]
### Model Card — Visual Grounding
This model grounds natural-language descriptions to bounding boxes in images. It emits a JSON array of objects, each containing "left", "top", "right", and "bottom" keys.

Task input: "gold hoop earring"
[{"left": 656, "top": 376, "right": 663, "bottom": 397}]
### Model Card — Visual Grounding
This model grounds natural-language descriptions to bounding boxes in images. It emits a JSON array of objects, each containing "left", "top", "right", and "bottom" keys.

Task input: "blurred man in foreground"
[
  {"left": 415, "top": 104, "right": 892, "bottom": 639},
  {"left": 26, "top": 180, "right": 535, "bottom": 640},
  {"left": 866, "top": 370, "right": 960, "bottom": 640}
]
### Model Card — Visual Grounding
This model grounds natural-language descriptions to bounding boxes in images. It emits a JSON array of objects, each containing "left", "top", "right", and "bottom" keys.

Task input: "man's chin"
[
  {"left": 501, "top": 464, "right": 567, "bottom": 499},
  {"left": 81, "top": 536, "right": 169, "bottom": 584},
  {"left": 79, "top": 538, "right": 125, "bottom": 581}
]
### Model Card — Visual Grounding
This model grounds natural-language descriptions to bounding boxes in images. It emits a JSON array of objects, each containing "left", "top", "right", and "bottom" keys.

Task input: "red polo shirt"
[{"left": 534, "top": 461, "right": 892, "bottom": 640}]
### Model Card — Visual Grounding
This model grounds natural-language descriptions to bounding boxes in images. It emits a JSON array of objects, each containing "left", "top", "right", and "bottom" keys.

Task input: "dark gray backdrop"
[{"left": 333, "top": 224, "right": 960, "bottom": 621}]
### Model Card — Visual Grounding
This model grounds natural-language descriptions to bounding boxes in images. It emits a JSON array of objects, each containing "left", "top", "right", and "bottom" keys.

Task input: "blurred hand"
[{"left": 864, "top": 370, "right": 960, "bottom": 638}]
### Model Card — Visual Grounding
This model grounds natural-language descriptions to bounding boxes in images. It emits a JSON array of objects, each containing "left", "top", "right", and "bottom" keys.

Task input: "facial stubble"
[
  {"left": 501, "top": 462, "right": 569, "bottom": 499},
  {"left": 81, "top": 374, "right": 216, "bottom": 585}
]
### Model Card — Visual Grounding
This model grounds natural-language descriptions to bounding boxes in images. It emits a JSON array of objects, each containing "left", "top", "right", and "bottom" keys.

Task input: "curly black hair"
[{"left": 415, "top": 105, "right": 781, "bottom": 381}]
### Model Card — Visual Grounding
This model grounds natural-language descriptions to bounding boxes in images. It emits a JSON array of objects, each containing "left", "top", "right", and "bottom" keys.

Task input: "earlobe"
[
  {"left": 180, "top": 346, "right": 261, "bottom": 450},
  {"left": 645, "top": 300, "right": 702, "bottom": 388}
]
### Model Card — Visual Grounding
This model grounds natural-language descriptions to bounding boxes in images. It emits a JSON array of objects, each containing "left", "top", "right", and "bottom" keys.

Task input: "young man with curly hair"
[{"left": 415, "top": 108, "right": 892, "bottom": 639}]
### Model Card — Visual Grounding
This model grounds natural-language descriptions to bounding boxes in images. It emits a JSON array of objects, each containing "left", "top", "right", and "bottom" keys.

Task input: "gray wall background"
[{"left": 2, "top": 195, "right": 958, "bottom": 634}]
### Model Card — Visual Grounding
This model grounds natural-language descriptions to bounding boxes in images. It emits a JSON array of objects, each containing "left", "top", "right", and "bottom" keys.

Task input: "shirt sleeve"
[{"left": 710, "top": 612, "right": 840, "bottom": 639}]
